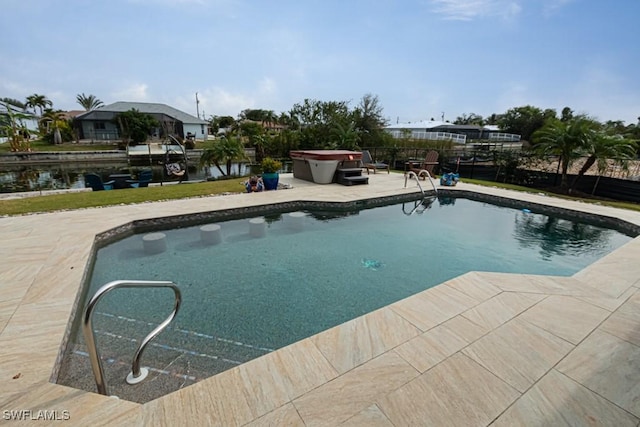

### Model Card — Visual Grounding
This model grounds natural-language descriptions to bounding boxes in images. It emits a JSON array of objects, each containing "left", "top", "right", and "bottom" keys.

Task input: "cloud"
[
  {"left": 542, "top": 0, "right": 575, "bottom": 16},
  {"left": 258, "top": 77, "right": 276, "bottom": 96},
  {"left": 182, "top": 87, "right": 256, "bottom": 118},
  {"left": 111, "top": 83, "right": 150, "bottom": 102},
  {"left": 0, "top": 80, "right": 30, "bottom": 98},
  {"left": 429, "top": 0, "right": 522, "bottom": 21},
  {"left": 175, "top": 77, "right": 281, "bottom": 118},
  {"left": 489, "top": 64, "right": 640, "bottom": 125}
]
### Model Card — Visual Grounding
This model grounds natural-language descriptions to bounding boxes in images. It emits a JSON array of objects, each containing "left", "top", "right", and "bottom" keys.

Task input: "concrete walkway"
[{"left": 1, "top": 173, "right": 640, "bottom": 426}]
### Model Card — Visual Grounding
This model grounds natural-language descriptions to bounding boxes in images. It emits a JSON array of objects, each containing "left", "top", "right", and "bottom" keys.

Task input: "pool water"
[{"left": 58, "top": 197, "right": 634, "bottom": 401}]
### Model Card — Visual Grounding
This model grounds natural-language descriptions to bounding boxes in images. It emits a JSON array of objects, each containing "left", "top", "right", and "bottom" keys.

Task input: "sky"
[{"left": 2, "top": 0, "right": 639, "bottom": 125}]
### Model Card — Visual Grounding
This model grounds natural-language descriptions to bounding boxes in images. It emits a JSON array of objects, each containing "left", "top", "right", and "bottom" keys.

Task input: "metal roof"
[
  {"left": 76, "top": 101, "right": 208, "bottom": 124},
  {"left": 386, "top": 120, "right": 498, "bottom": 131},
  {"left": 385, "top": 120, "right": 453, "bottom": 130},
  {"left": 0, "top": 102, "right": 35, "bottom": 117}
]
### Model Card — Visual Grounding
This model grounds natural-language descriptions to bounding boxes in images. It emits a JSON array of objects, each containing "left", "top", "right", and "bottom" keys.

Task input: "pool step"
[
  {"left": 91, "top": 311, "right": 272, "bottom": 366},
  {"left": 57, "top": 310, "right": 274, "bottom": 402},
  {"left": 335, "top": 168, "right": 369, "bottom": 186}
]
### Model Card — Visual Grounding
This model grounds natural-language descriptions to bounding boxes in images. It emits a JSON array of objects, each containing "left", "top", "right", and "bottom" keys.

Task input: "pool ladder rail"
[
  {"left": 404, "top": 170, "right": 438, "bottom": 197},
  {"left": 82, "top": 280, "right": 182, "bottom": 396},
  {"left": 403, "top": 170, "right": 438, "bottom": 215}
]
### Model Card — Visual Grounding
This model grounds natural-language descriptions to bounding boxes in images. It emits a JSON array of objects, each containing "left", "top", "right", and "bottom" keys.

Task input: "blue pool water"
[{"left": 60, "top": 197, "right": 634, "bottom": 401}]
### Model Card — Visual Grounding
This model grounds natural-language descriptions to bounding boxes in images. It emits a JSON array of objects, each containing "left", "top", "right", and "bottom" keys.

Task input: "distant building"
[
  {"left": 60, "top": 110, "right": 86, "bottom": 121},
  {"left": 0, "top": 102, "right": 39, "bottom": 134},
  {"left": 385, "top": 120, "right": 520, "bottom": 144},
  {"left": 242, "top": 119, "right": 287, "bottom": 133},
  {"left": 74, "top": 101, "right": 209, "bottom": 141}
]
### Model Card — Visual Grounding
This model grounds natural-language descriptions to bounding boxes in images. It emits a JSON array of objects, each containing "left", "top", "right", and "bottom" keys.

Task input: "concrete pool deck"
[{"left": 2, "top": 172, "right": 640, "bottom": 426}]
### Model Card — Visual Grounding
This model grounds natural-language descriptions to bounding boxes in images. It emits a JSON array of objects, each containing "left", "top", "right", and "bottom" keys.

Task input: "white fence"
[
  {"left": 488, "top": 132, "right": 521, "bottom": 142},
  {"left": 386, "top": 130, "right": 467, "bottom": 144}
]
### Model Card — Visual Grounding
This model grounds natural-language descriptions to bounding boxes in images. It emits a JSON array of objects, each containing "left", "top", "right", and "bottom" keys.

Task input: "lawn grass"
[
  {"left": 0, "top": 180, "right": 246, "bottom": 216},
  {"left": 2, "top": 175, "right": 639, "bottom": 216},
  {"left": 462, "top": 178, "right": 640, "bottom": 212}
]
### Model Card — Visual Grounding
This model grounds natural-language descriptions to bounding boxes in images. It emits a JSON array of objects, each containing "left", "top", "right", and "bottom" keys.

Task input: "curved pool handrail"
[
  {"left": 402, "top": 197, "right": 437, "bottom": 215},
  {"left": 404, "top": 171, "right": 424, "bottom": 197},
  {"left": 404, "top": 170, "right": 438, "bottom": 197},
  {"left": 82, "top": 280, "right": 182, "bottom": 396},
  {"left": 402, "top": 199, "right": 422, "bottom": 215}
]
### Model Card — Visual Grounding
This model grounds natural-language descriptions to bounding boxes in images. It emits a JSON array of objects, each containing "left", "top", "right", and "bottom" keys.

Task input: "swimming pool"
[{"left": 56, "top": 195, "right": 635, "bottom": 402}]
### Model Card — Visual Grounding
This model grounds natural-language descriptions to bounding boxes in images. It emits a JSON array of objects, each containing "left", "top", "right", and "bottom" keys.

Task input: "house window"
[{"left": 94, "top": 122, "right": 106, "bottom": 130}]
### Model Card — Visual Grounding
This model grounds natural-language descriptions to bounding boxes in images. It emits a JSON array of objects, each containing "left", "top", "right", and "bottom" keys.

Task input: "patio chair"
[
  {"left": 84, "top": 173, "right": 115, "bottom": 191},
  {"left": 127, "top": 169, "right": 153, "bottom": 188},
  {"left": 361, "top": 150, "right": 390, "bottom": 174},
  {"left": 407, "top": 150, "right": 439, "bottom": 180}
]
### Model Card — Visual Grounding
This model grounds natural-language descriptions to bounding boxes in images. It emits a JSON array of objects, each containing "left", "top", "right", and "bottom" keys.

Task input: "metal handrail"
[
  {"left": 404, "top": 170, "right": 438, "bottom": 216},
  {"left": 402, "top": 199, "right": 422, "bottom": 215},
  {"left": 418, "top": 169, "right": 438, "bottom": 195},
  {"left": 404, "top": 171, "right": 425, "bottom": 197},
  {"left": 404, "top": 170, "right": 438, "bottom": 196},
  {"left": 82, "top": 280, "right": 181, "bottom": 396},
  {"left": 402, "top": 197, "right": 436, "bottom": 215}
]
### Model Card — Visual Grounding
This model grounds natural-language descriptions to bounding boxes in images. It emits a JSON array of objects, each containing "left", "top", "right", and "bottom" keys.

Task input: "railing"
[
  {"left": 404, "top": 170, "right": 438, "bottom": 196},
  {"left": 403, "top": 170, "right": 438, "bottom": 215},
  {"left": 387, "top": 130, "right": 467, "bottom": 144},
  {"left": 488, "top": 132, "right": 521, "bottom": 142},
  {"left": 82, "top": 280, "right": 182, "bottom": 396},
  {"left": 404, "top": 171, "right": 425, "bottom": 197},
  {"left": 402, "top": 197, "right": 436, "bottom": 215}
]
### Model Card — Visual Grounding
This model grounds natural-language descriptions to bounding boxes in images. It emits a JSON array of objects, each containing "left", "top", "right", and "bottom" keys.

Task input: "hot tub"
[{"left": 289, "top": 150, "right": 362, "bottom": 184}]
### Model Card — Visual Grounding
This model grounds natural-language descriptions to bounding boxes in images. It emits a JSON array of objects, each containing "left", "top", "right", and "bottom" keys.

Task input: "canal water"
[{"left": 0, "top": 162, "right": 256, "bottom": 193}]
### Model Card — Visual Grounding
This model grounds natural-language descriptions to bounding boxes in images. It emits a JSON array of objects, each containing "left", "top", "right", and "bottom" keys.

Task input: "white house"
[
  {"left": 0, "top": 102, "right": 39, "bottom": 144},
  {"left": 385, "top": 120, "right": 520, "bottom": 144}
]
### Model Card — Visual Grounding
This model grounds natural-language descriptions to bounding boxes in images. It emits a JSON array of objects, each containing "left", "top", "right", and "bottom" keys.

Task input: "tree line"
[
  {"left": 0, "top": 93, "right": 105, "bottom": 148},
  {"left": 2, "top": 92, "right": 638, "bottom": 195},
  {"left": 453, "top": 106, "right": 640, "bottom": 143}
]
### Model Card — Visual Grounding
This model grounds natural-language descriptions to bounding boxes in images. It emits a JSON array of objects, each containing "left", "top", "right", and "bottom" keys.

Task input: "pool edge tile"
[{"left": 311, "top": 306, "right": 421, "bottom": 375}]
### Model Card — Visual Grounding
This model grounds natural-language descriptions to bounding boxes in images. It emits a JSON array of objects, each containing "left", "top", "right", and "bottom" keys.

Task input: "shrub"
[{"left": 261, "top": 157, "right": 282, "bottom": 174}]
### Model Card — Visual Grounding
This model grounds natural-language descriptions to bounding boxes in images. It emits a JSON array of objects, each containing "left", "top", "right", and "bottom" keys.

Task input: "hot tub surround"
[{"left": 289, "top": 150, "right": 362, "bottom": 184}]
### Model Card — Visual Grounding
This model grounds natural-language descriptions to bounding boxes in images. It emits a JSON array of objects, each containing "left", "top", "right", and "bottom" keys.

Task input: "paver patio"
[{"left": 1, "top": 173, "right": 639, "bottom": 426}]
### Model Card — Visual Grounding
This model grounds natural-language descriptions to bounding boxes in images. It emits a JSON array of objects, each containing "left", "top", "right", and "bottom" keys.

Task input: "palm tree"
[
  {"left": 25, "top": 94, "right": 52, "bottom": 116},
  {"left": 0, "top": 97, "right": 26, "bottom": 110},
  {"left": 0, "top": 101, "right": 33, "bottom": 151},
  {"left": 199, "top": 137, "right": 247, "bottom": 176},
  {"left": 40, "top": 108, "right": 66, "bottom": 144},
  {"left": 278, "top": 112, "right": 293, "bottom": 128},
  {"left": 532, "top": 117, "right": 599, "bottom": 189},
  {"left": 573, "top": 134, "right": 638, "bottom": 194},
  {"left": 76, "top": 93, "right": 104, "bottom": 111},
  {"left": 514, "top": 213, "right": 607, "bottom": 259},
  {"left": 331, "top": 122, "right": 359, "bottom": 150},
  {"left": 262, "top": 110, "right": 277, "bottom": 128},
  {"left": 251, "top": 133, "right": 267, "bottom": 163}
]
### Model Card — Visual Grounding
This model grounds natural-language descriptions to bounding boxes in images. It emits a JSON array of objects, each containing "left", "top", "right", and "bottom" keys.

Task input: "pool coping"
[{"left": 2, "top": 173, "right": 640, "bottom": 425}]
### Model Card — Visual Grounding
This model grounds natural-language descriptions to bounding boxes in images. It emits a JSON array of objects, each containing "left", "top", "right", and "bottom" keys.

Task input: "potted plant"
[{"left": 261, "top": 157, "right": 282, "bottom": 190}]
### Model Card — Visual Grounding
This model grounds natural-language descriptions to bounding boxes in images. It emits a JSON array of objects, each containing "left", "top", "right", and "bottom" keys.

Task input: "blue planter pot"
[{"left": 262, "top": 173, "right": 279, "bottom": 190}]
